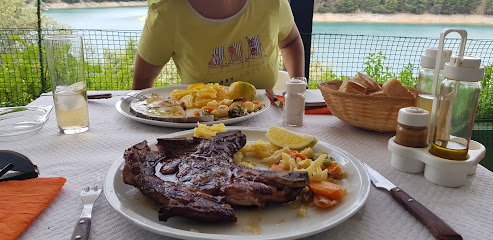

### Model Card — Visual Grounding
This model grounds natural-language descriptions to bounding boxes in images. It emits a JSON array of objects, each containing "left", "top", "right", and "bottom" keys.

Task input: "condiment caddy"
[
  {"left": 388, "top": 136, "right": 485, "bottom": 188},
  {"left": 388, "top": 29, "right": 486, "bottom": 188}
]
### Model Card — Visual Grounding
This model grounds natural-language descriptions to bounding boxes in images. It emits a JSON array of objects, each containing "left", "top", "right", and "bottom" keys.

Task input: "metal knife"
[
  {"left": 362, "top": 162, "right": 462, "bottom": 240},
  {"left": 265, "top": 89, "right": 283, "bottom": 109},
  {"left": 87, "top": 93, "right": 112, "bottom": 99}
]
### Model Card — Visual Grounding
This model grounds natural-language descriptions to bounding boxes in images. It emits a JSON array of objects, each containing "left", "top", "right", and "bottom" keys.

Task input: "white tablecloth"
[{"left": 5, "top": 90, "right": 493, "bottom": 240}]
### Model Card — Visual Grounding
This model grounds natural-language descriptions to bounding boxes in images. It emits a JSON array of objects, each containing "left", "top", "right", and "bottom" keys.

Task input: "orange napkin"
[
  {"left": 270, "top": 94, "right": 332, "bottom": 115},
  {"left": 0, "top": 177, "right": 66, "bottom": 240},
  {"left": 305, "top": 107, "right": 332, "bottom": 115}
]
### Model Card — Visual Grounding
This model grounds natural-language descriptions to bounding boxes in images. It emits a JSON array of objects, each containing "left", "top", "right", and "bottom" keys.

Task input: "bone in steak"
[{"left": 122, "top": 130, "right": 309, "bottom": 222}]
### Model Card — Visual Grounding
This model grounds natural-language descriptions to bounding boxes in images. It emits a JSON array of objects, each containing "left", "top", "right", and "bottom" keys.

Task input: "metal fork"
[
  {"left": 126, "top": 91, "right": 147, "bottom": 101},
  {"left": 71, "top": 186, "right": 102, "bottom": 240}
]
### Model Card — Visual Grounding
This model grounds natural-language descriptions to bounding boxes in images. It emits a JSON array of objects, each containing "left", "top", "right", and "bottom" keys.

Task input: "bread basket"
[{"left": 317, "top": 81, "right": 417, "bottom": 132}]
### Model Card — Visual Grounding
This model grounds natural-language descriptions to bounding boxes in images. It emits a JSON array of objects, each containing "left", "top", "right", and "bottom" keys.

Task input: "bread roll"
[
  {"left": 382, "top": 77, "right": 415, "bottom": 98},
  {"left": 339, "top": 77, "right": 367, "bottom": 94},
  {"left": 352, "top": 72, "right": 382, "bottom": 92}
]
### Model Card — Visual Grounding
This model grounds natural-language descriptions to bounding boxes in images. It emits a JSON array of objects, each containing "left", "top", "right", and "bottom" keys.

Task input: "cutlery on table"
[
  {"left": 265, "top": 89, "right": 283, "bottom": 109},
  {"left": 362, "top": 162, "right": 462, "bottom": 240},
  {"left": 87, "top": 93, "right": 112, "bottom": 99},
  {"left": 71, "top": 186, "right": 102, "bottom": 240}
]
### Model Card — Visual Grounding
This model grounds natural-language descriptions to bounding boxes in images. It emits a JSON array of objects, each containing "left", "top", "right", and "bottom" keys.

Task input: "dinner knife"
[
  {"left": 87, "top": 93, "right": 112, "bottom": 99},
  {"left": 362, "top": 162, "right": 462, "bottom": 240},
  {"left": 265, "top": 89, "right": 283, "bottom": 109}
]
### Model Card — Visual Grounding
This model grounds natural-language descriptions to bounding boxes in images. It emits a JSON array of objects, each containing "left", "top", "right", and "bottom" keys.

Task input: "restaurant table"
[{"left": 4, "top": 90, "right": 493, "bottom": 240}]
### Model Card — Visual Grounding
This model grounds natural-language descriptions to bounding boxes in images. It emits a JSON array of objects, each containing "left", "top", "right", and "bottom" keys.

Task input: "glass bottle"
[
  {"left": 416, "top": 48, "right": 452, "bottom": 113},
  {"left": 429, "top": 55, "right": 484, "bottom": 160},
  {"left": 283, "top": 77, "right": 306, "bottom": 127}
]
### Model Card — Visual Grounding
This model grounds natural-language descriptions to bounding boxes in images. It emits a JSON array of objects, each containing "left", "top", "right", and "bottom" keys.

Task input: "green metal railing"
[{"left": 1, "top": 29, "right": 492, "bottom": 121}]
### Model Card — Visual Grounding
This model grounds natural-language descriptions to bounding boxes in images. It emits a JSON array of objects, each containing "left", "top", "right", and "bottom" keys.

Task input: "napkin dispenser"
[{"left": 388, "top": 29, "right": 486, "bottom": 188}]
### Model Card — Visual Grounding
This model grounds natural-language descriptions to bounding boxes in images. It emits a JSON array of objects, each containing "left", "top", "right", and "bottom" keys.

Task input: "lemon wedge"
[
  {"left": 265, "top": 126, "right": 318, "bottom": 150},
  {"left": 193, "top": 123, "right": 226, "bottom": 137},
  {"left": 228, "top": 81, "right": 256, "bottom": 100}
]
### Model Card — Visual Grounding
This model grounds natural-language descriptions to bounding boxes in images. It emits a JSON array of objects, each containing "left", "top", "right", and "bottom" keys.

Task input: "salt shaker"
[{"left": 283, "top": 77, "right": 306, "bottom": 126}]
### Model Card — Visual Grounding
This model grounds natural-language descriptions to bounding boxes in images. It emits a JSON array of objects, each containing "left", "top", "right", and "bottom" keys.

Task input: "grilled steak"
[{"left": 122, "top": 130, "right": 309, "bottom": 222}]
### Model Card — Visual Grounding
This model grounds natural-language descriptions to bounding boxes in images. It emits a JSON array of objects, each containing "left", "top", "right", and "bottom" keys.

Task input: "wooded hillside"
[{"left": 315, "top": 0, "right": 493, "bottom": 15}]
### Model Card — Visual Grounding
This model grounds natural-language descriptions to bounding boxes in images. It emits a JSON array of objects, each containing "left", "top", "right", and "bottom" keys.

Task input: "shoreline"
[{"left": 43, "top": 2, "right": 493, "bottom": 26}]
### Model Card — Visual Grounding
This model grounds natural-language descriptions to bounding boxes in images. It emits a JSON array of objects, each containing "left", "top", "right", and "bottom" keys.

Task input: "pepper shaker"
[{"left": 283, "top": 77, "right": 306, "bottom": 126}]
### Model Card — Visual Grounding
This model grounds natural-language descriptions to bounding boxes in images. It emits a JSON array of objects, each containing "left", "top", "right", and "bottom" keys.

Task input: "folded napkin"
[
  {"left": 269, "top": 94, "right": 332, "bottom": 115},
  {"left": 0, "top": 177, "right": 66, "bottom": 240},
  {"left": 305, "top": 107, "right": 332, "bottom": 115}
]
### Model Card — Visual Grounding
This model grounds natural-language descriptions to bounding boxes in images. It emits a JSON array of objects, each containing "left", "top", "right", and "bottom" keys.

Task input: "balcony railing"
[{"left": 1, "top": 28, "right": 492, "bottom": 123}]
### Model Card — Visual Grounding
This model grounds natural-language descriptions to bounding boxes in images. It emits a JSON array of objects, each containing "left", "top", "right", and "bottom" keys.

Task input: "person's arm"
[
  {"left": 132, "top": 53, "right": 165, "bottom": 90},
  {"left": 278, "top": 24, "right": 305, "bottom": 78}
]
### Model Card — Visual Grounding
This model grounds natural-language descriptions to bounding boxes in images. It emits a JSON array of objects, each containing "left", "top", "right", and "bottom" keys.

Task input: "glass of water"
[{"left": 44, "top": 35, "right": 89, "bottom": 134}]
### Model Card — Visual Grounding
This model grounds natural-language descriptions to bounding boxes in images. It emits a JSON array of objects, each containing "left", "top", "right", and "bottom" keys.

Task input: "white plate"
[
  {"left": 104, "top": 127, "right": 371, "bottom": 240},
  {"left": 115, "top": 85, "right": 270, "bottom": 128},
  {"left": 0, "top": 105, "right": 53, "bottom": 141}
]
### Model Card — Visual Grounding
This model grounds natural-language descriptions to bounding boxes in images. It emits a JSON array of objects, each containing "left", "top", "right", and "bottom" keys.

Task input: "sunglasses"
[{"left": 0, "top": 150, "right": 39, "bottom": 182}]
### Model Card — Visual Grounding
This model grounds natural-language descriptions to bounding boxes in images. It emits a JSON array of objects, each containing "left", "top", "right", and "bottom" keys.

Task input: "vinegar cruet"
[{"left": 428, "top": 29, "right": 484, "bottom": 160}]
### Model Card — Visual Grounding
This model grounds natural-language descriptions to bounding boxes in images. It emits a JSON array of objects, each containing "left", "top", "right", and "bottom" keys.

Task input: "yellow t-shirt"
[{"left": 138, "top": 0, "right": 295, "bottom": 89}]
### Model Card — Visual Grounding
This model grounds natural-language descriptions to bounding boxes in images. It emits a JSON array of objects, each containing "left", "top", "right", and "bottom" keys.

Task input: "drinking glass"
[{"left": 44, "top": 35, "right": 89, "bottom": 134}]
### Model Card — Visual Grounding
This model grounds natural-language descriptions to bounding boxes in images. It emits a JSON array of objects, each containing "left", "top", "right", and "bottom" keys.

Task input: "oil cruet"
[
  {"left": 428, "top": 29, "right": 484, "bottom": 160},
  {"left": 388, "top": 28, "right": 486, "bottom": 188}
]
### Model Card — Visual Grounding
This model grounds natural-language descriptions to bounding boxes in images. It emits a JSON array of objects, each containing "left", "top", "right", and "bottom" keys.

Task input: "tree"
[
  {"left": 380, "top": 0, "right": 399, "bottom": 13},
  {"left": 1, "top": 0, "right": 38, "bottom": 28},
  {"left": 0, "top": 0, "right": 60, "bottom": 28},
  {"left": 404, "top": 0, "right": 427, "bottom": 14},
  {"left": 486, "top": 0, "right": 493, "bottom": 15},
  {"left": 334, "top": 0, "right": 358, "bottom": 13}
]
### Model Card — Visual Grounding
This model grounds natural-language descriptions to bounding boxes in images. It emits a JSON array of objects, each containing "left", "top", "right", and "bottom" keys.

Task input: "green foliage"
[
  {"left": 403, "top": 0, "right": 427, "bottom": 14},
  {"left": 478, "top": 64, "right": 493, "bottom": 120},
  {"left": 363, "top": 52, "right": 394, "bottom": 83},
  {"left": 1, "top": 0, "right": 65, "bottom": 29},
  {"left": 334, "top": 0, "right": 358, "bottom": 13},
  {"left": 316, "top": 6, "right": 332, "bottom": 13},
  {"left": 371, "top": 0, "right": 399, "bottom": 14},
  {"left": 315, "top": 0, "right": 487, "bottom": 15},
  {"left": 0, "top": 35, "right": 48, "bottom": 107},
  {"left": 62, "top": 0, "right": 80, "bottom": 3},
  {"left": 485, "top": 0, "right": 493, "bottom": 15},
  {"left": 1, "top": 0, "right": 38, "bottom": 29},
  {"left": 397, "top": 62, "right": 419, "bottom": 87}
]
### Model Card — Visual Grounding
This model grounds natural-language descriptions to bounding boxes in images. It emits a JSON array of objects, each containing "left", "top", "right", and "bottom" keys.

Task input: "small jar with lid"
[
  {"left": 394, "top": 107, "right": 430, "bottom": 148},
  {"left": 283, "top": 77, "right": 306, "bottom": 127}
]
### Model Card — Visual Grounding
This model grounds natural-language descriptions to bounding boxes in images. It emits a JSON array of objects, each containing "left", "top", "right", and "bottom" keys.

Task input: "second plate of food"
[{"left": 115, "top": 85, "right": 270, "bottom": 128}]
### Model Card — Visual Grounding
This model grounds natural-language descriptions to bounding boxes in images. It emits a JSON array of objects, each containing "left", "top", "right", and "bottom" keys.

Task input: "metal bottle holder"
[{"left": 388, "top": 29, "right": 486, "bottom": 188}]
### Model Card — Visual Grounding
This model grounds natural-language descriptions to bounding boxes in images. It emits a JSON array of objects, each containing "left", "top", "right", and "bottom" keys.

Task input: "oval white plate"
[
  {"left": 115, "top": 85, "right": 270, "bottom": 128},
  {"left": 104, "top": 127, "right": 370, "bottom": 240}
]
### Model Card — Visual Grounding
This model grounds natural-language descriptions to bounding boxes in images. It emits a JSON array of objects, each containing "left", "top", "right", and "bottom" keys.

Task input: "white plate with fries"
[
  {"left": 104, "top": 127, "right": 371, "bottom": 240},
  {"left": 115, "top": 85, "right": 270, "bottom": 128}
]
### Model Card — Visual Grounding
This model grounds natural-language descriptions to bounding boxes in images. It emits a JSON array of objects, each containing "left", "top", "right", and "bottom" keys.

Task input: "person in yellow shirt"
[{"left": 132, "top": 0, "right": 305, "bottom": 90}]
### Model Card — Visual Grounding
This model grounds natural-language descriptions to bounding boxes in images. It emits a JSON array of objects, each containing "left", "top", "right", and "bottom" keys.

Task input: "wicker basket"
[{"left": 317, "top": 81, "right": 417, "bottom": 132}]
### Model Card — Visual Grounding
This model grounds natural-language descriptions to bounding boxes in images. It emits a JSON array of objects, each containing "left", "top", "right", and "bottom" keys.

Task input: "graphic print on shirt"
[{"left": 207, "top": 35, "right": 265, "bottom": 76}]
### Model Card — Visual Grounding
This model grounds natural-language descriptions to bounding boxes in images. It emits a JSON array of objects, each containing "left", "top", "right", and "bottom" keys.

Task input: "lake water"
[{"left": 44, "top": 6, "right": 493, "bottom": 38}]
